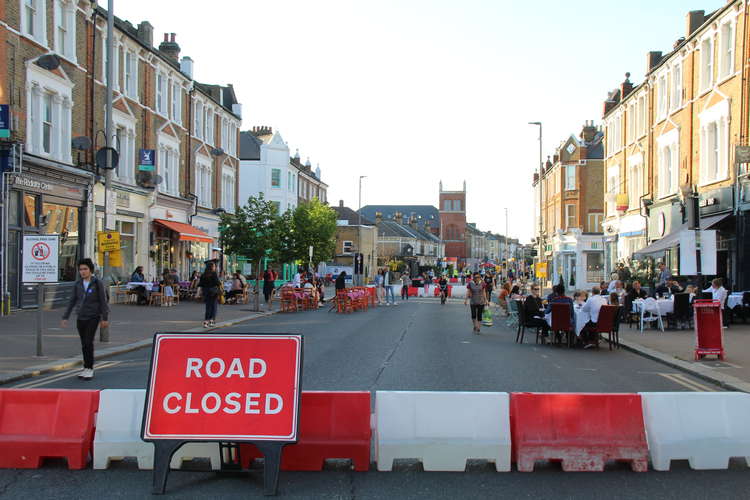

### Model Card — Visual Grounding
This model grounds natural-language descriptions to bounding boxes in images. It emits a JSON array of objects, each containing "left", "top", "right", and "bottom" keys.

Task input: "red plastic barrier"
[
  {"left": 0, "top": 389, "right": 100, "bottom": 469},
  {"left": 407, "top": 287, "right": 418, "bottom": 297},
  {"left": 510, "top": 393, "right": 647, "bottom": 472},
  {"left": 434, "top": 286, "right": 452, "bottom": 297},
  {"left": 241, "top": 391, "right": 371, "bottom": 471}
]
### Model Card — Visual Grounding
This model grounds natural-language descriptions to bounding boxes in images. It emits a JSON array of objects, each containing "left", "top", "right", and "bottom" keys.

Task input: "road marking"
[
  {"left": 658, "top": 372, "right": 716, "bottom": 392},
  {"left": 540, "top": 354, "right": 549, "bottom": 359},
  {"left": 460, "top": 341, "right": 471, "bottom": 344},
  {"left": 13, "top": 361, "right": 121, "bottom": 388}
]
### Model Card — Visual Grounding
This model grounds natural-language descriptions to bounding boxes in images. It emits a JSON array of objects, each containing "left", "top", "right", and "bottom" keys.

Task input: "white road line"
[{"left": 13, "top": 361, "right": 121, "bottom": 388}]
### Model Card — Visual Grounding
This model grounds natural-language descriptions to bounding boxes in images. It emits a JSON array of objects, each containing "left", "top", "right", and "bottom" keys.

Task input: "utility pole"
[
  {"left": 357, "top": 175, "right": 366, "bottom": 286},
  {"left": 528, "top": 121, "right": 542, "bottom": 284},
  {"left": 100, "top": 0, "right": 115, "bottom": 342}
]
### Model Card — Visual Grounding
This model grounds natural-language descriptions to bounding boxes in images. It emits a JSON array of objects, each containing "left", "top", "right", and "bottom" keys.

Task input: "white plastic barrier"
[
  {"left": 450, "top": 285, "right": 467, "bottom": 299},
  {"left": 375, "top": 391, "right": 510, "bottom": 471},
  {"left": 640, "top": 392, "right": 750, "bottom": 470},
  {"left": 94, "top": 389, "right": 221, "bottom": 470}
]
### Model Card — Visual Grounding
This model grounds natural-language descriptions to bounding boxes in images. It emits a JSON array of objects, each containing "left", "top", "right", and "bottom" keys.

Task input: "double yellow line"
[
  {"left": 12, "top": 361, "right": 121, "bottom": 389},
  {"left": 658, "top": 372, "right": 717, "bottom": 392}
]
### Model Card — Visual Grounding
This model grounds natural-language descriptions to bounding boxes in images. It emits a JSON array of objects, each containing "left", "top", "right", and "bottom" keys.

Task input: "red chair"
[
  {"left": 550, "top": 302, "right": 574, "bottom": 347},
  {"left": 595, "top": 305, "right": 619, "bottom": 350},
  {"left": 335, "top": 290, "right": 353, "bottom": 313},
  {"left": 280, "top": 288, "right": 298, "bottom": 313}
]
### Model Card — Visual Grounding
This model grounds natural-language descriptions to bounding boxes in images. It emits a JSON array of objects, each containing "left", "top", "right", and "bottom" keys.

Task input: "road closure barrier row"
[{"left": 1, "top": 389, "right": 750, "bottom": 471}]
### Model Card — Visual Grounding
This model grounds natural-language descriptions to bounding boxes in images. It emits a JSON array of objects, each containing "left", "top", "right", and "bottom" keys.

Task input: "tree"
[
  {"left": 220, "top": 194, "right": 281, "bottom": 310},
  {"left": 292, "top": 198, "right": 337, "bottom": 270}
]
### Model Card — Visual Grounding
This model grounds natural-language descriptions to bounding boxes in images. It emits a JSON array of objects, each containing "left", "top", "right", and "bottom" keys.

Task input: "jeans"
[
  {"left": 205, "top": 294, "right": 218, "bottom": 320},
  {"left": 76, "top": 317, "right": 100, "bottom": 369},
  {"left": 385, "top": 286, "right": 396, "bottom": 304},
  {"left": 401, "top": 286, "right": 409, "bottom": 300}
]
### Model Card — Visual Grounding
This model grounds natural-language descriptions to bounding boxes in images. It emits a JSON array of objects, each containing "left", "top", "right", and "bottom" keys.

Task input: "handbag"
[{"left": 218, "top": 292, "right": 225, "bottom": 305}]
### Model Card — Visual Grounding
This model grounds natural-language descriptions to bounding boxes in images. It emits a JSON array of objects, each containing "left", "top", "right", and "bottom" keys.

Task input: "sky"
[{"left": 115, "top": 0, "right": 728, "bottom": 243}]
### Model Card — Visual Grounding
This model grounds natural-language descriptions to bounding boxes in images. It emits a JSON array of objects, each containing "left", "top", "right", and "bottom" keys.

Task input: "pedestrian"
[
  {"left": 374, "top": 268, "right": 384, "bottom": 304},
  {"left": 61, "top": 258, "right": 110, "bottom": 380},
  {"left": 384, "top": 268, "right": 397, "bottom": 306},
  {"left": 465, "top": 272, "right": 487, "bottom": 334},
  {"left": 335, "top": 271, "right": 347, "bottom": 291},
  {"left": 484, "top": 272, "right": 495, "bottom": 303},
  {"left": 198, "top": 261, "right": 221, "bottom": 328},
  {"left": 263, "top": 268, "right": 276, "bottom": 308},
  {"left": 161, "top": 268, "right": 175, "bottom": 306},
  {"left": 401, "top": 271, "right": 411, "bottom": 300}
]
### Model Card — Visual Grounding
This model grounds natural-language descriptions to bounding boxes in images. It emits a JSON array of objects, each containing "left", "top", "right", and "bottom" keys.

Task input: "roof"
[
  {"left": 376, "top": 219, "right": 441, "bottom": 243},
  {"left": 359, "top": 205, "right": 440, "bottom": 229},
  {"left": 332, "top": 206, "right": 374, "bottom": 225},
  {"left": 239, "top": 131, "right": 262, "bottom": 161}
]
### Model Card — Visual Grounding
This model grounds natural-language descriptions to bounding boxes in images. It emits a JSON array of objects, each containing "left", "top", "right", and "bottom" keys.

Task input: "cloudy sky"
[{"left": 115, "top": 0, "right": 727, "bottom": 243}]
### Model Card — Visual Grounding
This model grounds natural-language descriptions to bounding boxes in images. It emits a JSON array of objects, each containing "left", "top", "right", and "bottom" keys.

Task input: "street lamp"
[
  {"left": 357, "top": 175, "right": 367, "bottom": 285},
  {"left": 528, "top": 121, "right": 543, "bottom": 283}
]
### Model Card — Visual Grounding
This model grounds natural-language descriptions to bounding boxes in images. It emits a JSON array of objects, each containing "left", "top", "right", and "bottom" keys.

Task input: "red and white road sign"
[{"left": 142, "top": 334, "right": 303, "bottom": 441}]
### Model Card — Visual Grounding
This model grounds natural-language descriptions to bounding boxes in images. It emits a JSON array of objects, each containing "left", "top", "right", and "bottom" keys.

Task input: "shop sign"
[
  {"left": 0, "top": 105, "right": 10, "bottom": 138},
  {"left": 699, "top": 187, "right": 732, "bottom": 215},
  {"left": 139, "top": 149, "right": 155, "bottom": 171},
  {"left": 22, "top": 235, "right": 59, "bottom": 283},
  {"left": 97, "top": 231, "right": 120, "bottom": 252},
  {"left": 9, "top": 174, "right": 85, "bottom": 200},
  {"left": 116, "top": 191, "right": 130, "bottom": 208}
]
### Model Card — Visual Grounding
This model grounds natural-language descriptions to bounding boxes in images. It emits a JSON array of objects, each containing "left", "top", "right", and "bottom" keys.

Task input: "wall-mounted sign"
[
  {"left": 0, "top": 104, "right": 10, "bottom": 138},
  {"left": 736, "top": 145, "right": 750, "bottom": 164},
  {"left": 139, "top": 149, "right": 155, "bottom": 171}
]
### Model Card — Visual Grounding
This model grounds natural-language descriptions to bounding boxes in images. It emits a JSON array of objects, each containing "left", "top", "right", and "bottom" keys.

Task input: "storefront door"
[{"left": 563, "top": 253, "right": 576, "bottom": 290}]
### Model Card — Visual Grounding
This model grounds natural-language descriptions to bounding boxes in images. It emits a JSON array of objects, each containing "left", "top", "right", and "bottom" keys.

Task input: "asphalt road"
[{"left": 3, "top": 298, "right": 747, "bottom": 500}]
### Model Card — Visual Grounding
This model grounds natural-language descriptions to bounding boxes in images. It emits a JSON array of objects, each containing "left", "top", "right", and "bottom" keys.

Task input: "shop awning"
[
  {"left": 154, "top": 219, "right": 213, "bottom": 243},
  {"left": 633, "top": 224, "right": 686, "bottom": 258},
  {"left": 700, "top": 212, "right": 733, "bottom": 229}
]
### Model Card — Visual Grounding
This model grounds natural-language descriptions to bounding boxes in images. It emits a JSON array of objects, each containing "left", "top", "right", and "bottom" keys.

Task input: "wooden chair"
[
  {"left": 595, "top": 305, "right": 619, "bottom": 350},
  {"left": 113, "top": 285, "right": 132, "bottom": 304},
  {"left": 148, "top": 288, "right": 164, "bottom": 306},
  {"left": 236, "top": 285, "right": 250, "bottom": 305},
  {"left": 550, "top": 302, "right": 574, "bottom": 348},
  {"left": 171, "top": 285, "right": 180, "bottom": 305},
  {"left": 280, "top": 288, "right": 298, "bottom": 313}
]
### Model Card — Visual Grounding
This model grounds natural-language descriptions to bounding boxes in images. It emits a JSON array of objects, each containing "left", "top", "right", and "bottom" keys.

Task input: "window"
[
  {"left": 699, "top": 101, "right": 729, "bottom": 186},
  {"left": 171, "top": 82, "right": 181, "bottom": 124},
  {"left": 607, "top": 165, "right": 620, "bottom": 216},
  {"left": 700, "top": 37, "right": 714, "bottom": 92},
  {"left": 564, "top": 164, "right": 576, "bottom": 191},
  {"left": 658, "top": 145, "right": 678, "bottom": 198},
  {"left": 587, "top": 213, "right": 603, "bottom": 233},
  {"left": 343, "top": 240, "right": 353, "bottom": 254},
  {"left": 22, "top": 0, "right": 46, "bottom": 43},
  {"left": 158, "top": 140, "right": 179, "bottom": 196},
  {"left": 26, "top": 66, "right": 73, "bottom": 162},
  {"left": 114, "top": 124, "right": 135, "bottom": 183},
  {"left": 657, "top": 74, "right": 668, "bottom": 119},
  {"left": 454, "top": 199, "right": 461, "bottom": 211},
  {"left": 42, "top": 93, "right": 52, "bottom": 154},
  {"left": 102, "top": 37, "right": 119, "bottom": 90},
  {"left": 271, "top": 168, "right": 281, "bottom": 188},
  {"left": 116, "top": 220, "right": 136, "bottom": 275},
  {"left": 42, "top": 203, "right": 79, "bottom": 281},
  {"left": 221, "top": 119, "right": 228, "bottom": 149},
  {"left": 156, "top": 73, "right": 167, "bottom": 115},
  {"left": 205, "top": 108, "right": 214, "bottom": 144},
  {"left": 124, "top": 51, "right": 138, "bottom": 99},
  {"left": 195, "top": 159, "right": 212, "bottom": 207},
  {"left": 586, "top": 252, "right": 604, "bottom": 283},
  {"left": 627, "top": 102, "right": 636, "bottom": 144},
  {"left": 565, "top": 204, "right": 577, "bottom": 229},
  {"left": 627, "top": 156, "right": 644, "bottom": 209},
  {"left": 194, "top": 101, "right": 203, "bottom": 139},
  {"left": 443, "top": 200, "right": 450, "bottom": 210},
  {"left": 54, "top": 0, "right": 76, "bottom": 61},
  {"left": 719, "top": 21, "right": 735, "bottom": 79},
  {"left": 670, "top": 63, "right": 682, "bottom": 111},
  {"left": 222, "top": 167, "right": 235, "bottom": 212},
  {"left": 637, "top": 95, "right": 647, "bottom": 137}
]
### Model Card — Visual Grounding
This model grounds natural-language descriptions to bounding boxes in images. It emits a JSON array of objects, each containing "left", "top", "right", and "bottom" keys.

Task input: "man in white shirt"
[
  {"left": 704, "top": 278, "right": 729, "bottom": 327},
  {"left": 293, "top": 269, "right": 301, "bottom": 288},
  {"left": 580, "top": 288, "right": 609, "bottom": 348}
]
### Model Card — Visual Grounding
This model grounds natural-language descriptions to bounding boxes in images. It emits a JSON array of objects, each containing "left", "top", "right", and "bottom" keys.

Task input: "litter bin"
[{"left": 693, "top": 299, "right": 724, "bottom": 360}]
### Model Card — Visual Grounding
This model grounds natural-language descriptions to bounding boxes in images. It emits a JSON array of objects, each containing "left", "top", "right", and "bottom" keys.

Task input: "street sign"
[
  {"left": 22, "top": 235, "right": 59, "bottom": 283},
  {"left": 139, "top": 149, "right": 155, "bottom": 171},
  {"left": 142, "top": 332, "right": 303, "bottom": 496},
  {"left": 0, "top": 104, "right": 10, "bottom": 138},
  {"left": 97, "top": 230, "right": 120, "bottom": 252},
  {"left": 736, "top": 145, "right": 750, "bottom": 164}
]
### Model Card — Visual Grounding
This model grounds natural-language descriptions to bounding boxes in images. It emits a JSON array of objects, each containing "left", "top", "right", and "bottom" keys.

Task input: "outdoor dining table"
[
  {"left": 126, "top": 282, "right": 153, "bottom": 291},
  {"left": 545, "top": 304, "right": 590, "bottom": 336},
  {"left": 727, "top": 293, "right": 746, "bottom": 309},
  {"left": 632, "top": 298, "right": 674, "bottom": 316}
]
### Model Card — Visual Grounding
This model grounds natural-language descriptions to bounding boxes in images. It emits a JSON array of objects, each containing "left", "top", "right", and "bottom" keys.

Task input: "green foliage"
[
  {"left": 219, "top": 194, "right": 281, "bottom": 266},
  {"left": 291, "top": 198, "right": 337, "bottom": 266}
]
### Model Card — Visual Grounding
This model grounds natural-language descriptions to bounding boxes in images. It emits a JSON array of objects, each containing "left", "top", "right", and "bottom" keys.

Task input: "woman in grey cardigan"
[{"left": 61, "top": 258, "right": 110, "bottom": 380}]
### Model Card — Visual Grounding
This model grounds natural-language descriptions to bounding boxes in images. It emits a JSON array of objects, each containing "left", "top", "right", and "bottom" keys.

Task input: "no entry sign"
[{"left": 142, "top": 333, "right": 303, "bottom": 441}]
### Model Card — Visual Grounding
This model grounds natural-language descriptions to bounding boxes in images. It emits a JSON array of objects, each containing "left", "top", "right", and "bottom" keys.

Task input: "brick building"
[{"left": 439, "top": 181, "right": 467, "bottom": 263}]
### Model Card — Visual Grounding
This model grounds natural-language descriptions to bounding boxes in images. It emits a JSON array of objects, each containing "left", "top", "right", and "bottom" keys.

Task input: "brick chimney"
[
  {"left": 581, "top": 120, "right": 597, "bottom": 143},
  {"left": 620, "top": 73, "right": 633, "bottom": 100},
  {"left": 409, "top": 215, "right": 419, "bottom": 229},
  {"left": 339, "top": 200, "right": 344, "bottom": 208},
  {"left": 375, "top": 212, "right": 382, "bottom": 224},
  {"left": 647, "top": 51, "right": 663, "bottom": 72},
  {"left": 250, "top": 126, "right": 273, "bottom": 137},
  {"left": 159, "top": 33, "right": 180, "bottom": 64},
  {"left": 136, "top": 21, "right": 153, "bottom": 47},
  {"left": 686, "top": 10, "right": 706, "bottom": 37}
]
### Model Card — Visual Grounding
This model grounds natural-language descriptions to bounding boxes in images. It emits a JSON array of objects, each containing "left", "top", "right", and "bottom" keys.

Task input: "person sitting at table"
[
  {"left": 170, "top": 268, "right": 180, "bottom": 284},
  {"left": 303, "top": 279, "right": 320, "bottom": 306},
  {"left": 189, "top": 270, "right": 201, "bottom": 288},
  {"left": 315, "top": 277, "right": 325, "bottom": 304},
  {"left": 704, "top": 278, "right": 729, "bottom": 327},
  {"left": 225, "top": 271, "right": 245, "bottom": 303},
  {"left": 627, "top": 280, "right": 648, "bottom": 301},
  {"left": 130, "top": 266, "right": 148, "bottom": 305},
  {"left": 523, "top": 285, "right": 550, "bottom": 339},
  {"left": 612, "top": 281, "right": 626, "bottom": 300},
  {"left": 580, "top": 287, "right": 609, "bottom": 349},
  {"left": 609, "top": 291, "right": 621, "bottom": 306},
  {"left": 573, "top": 290, "right": 587, "bottom": 306},
  {"left": 667, "top": 279, "right": 683, "bottom": 295},
  {"left": 544, "top": 284, "right": 573, "bottom": 314},
  {"left": 510, "top": 285, "right": 523, "bottom": 300},
  {"left": 685, "top": 284, "right": 697, "bottom": 302}
]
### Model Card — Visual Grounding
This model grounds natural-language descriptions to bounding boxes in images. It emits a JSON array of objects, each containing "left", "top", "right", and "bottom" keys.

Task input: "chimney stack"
[
  {"left": 620, "top": 72, "right": 633, "bottom": 100},
  {"left": 409, "top": 215, "right": 418, "bottom": 229},
  {"left": 647, "top": 51, "right": 663, "bottom": 72},
  {"left": 180, "top": 56, "right": 193, "bottom": 78},
  {"left": 581, "top": 120, "right": 597, "bottom": 143},
  {"left": 375, "top": 212, "right": 382, "bottom": 224},
  {"left": 339, "top": 200, "right": 344, "bottom": 208},
  {"left": 158, "top": 32, "right": 180, "bottom": 63},
  {"left": 686, "top": 10, "right": 706, "bottom": 37},
  {"left": 136, "top": 21, "right": 153, "bottom": 47}
]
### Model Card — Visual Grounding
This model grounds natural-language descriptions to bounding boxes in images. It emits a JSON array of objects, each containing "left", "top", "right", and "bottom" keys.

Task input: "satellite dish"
[
  {"left": 210, "top": 147, "right": 225, "bottom": 157},
  {"left": 36, "top": 54, "right": 61, "bottom": 71},
  {"left": 72, "top": 137, "right": 92, "bottom": 151},
  {"left": 95, "top": 147, "right": 119, "bottom": 170}
]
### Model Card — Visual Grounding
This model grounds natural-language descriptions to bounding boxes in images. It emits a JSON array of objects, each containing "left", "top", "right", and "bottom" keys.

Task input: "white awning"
[{"left": 633, "top": 224, "right": 687, "bottom": 258}]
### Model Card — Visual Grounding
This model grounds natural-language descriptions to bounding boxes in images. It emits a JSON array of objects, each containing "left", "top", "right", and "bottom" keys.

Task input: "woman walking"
[
  {"left": 465, "top": 272, "right": 487, "bottom": 334},
  {"left": 61, "top": 258, "right": 110, "bottom": 380},
  {"left": 198, "top": 261, "right": 221, "bottom": 328},
  {"left": 263, "top": 268, "right": 275, "bottom": 309}
]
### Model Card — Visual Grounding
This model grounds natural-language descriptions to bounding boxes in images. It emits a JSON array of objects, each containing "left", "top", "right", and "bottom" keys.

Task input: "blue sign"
[
  {"left": 139, "top": 149, "right": 155, "bottom": 171},
  {"left": 0, "top": 105, "right": 10, "bottom": 139}
]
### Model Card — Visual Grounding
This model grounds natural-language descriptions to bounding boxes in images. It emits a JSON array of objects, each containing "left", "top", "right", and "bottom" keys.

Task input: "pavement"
[{"left": 0, "top": 298, "right": 278, "bottom": 385}]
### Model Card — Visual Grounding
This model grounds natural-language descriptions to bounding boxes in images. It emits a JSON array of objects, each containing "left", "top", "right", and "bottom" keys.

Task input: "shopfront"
[
  {"left": 551, "top": 230, "right": 604, "bottom": 292},
  {"left": 151, "top": 219, "right": 213, "bottom": 281},
  {"left": 698, "top": 187, "right": 734, "bottom": 282},
  {"left": 640, "top": 200, "right": 684, "bottom": 275},
  {"left": 5, "top": 169, "right": 91, "bottom": 308}
]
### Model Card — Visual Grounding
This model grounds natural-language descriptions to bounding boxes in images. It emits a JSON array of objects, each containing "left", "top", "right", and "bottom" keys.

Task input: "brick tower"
[{"left": 439, "top": 181, "right": 467, "bottom": 260}]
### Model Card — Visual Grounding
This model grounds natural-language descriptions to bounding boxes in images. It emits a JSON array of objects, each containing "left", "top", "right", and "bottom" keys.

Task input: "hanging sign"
[
  {"left": 0, "top": 104, "right": 10, "bottom": 138},
  {"left": 139, "top": 149, "right": 156, "bottom": 171}
]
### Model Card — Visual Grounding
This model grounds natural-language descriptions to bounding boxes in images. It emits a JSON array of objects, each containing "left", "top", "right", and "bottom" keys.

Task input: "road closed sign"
[
  {"left": 142, "top": 333, "right": 303, "bottom": 442},
  {"left": 22, "top": 235, "right": 59, "bottom": 283}
]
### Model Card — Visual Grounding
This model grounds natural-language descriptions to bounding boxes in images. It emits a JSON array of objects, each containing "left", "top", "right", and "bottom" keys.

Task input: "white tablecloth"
[
  {"left": 545, "top": 306, "right": 589, "bottom": 336},
  {"left": 126, "top": 282, "right": 153, "bottom": 291},
  {"left": 728, "top": 294, "right": 745, "bottom": 309},
  {"left": 633, "top": 298, "right": 673, "bottom": 316}
]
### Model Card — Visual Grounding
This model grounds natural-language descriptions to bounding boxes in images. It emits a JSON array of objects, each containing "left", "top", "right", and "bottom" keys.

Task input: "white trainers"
[{"left": 78, "top": 368, "right": 94, "bottom": 380}]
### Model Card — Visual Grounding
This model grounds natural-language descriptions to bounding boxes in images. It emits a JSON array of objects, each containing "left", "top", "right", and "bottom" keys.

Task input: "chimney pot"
[
  {"left": 170, "top": 33, "right": 176, "bottom": 43},
  {"left": 163, "top": 33, "right": 169, "bottom": 42},
  {"left": 339, "top": 200, "right": 344, "bottom": 207}
]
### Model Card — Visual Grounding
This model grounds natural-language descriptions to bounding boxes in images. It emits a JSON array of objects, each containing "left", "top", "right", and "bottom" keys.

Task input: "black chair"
[
  {"left": 623, "top": 294, "right": 639, "bottom": 328},
  {"left": 515, "top": 300, "right": 543, "bottom": 344},
  {"left": 670, "top": 293, "right": 692, "bottom": 329}
]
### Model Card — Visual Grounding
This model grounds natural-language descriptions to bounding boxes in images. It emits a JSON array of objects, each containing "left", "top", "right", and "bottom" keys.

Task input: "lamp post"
[
  {"left": 528, "top": 121, "right": 543, "bottom": 283},
  {"left": 356, "top": 175, "right": 366, "bottom": 285}
]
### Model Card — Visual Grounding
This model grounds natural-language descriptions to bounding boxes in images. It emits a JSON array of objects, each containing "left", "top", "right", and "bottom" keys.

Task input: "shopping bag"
[{"left": 482, "top": 307, "right": 493, "bottom": 326}]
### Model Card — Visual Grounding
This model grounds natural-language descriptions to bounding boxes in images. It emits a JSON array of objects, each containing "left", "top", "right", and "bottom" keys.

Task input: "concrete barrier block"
[
  {"left": 375, "top": 391, "right": 510, "bottom": 472},
  {"left": 640, "top": 392, "right": 750, "bottom": 471}
]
